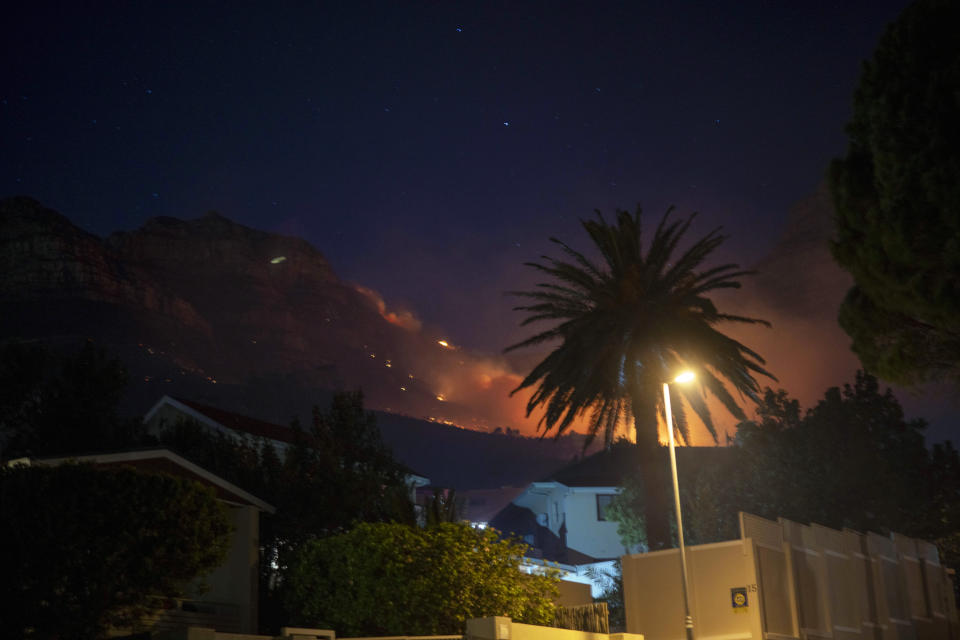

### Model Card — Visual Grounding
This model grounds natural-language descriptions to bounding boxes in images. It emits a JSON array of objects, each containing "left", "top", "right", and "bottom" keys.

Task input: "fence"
[
  {"left": 555, "top": 603, "right": 611, "bottom": 634},
  {"left": 621, "top": 512, "right": 959, "bottom": 640}
]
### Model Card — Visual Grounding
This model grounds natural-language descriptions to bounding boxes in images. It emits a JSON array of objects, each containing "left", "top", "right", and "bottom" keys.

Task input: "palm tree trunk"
[{"left": 633, "top": 400, "right": 672, "bottom": 550}]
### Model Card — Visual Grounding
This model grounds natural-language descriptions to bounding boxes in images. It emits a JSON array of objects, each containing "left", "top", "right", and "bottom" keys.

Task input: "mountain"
[
  {"left": 1, "top": 197, "right": 449, "bottom": 415},
  {"left": 0, "top": 196, "right": 590, "bottom": 487}
]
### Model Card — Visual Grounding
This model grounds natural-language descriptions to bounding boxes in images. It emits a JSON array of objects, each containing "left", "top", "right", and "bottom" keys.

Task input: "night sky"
[{"left": 4, "top": 1, "right": 934, "bottom": 440}]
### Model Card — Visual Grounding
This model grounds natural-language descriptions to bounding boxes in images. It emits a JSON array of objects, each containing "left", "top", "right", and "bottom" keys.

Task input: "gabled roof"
[
  {"left": 145, "top": 395, "right": 430, "bottom": 484},
  {"left": 145, "top": 395, "right": 299, "bottom": 444},
  {"left": 37, "top": 448, "right": 276, "bottom": 513},
  {"left": 544, "top": 441, "right": 730, "bottom": 487}
]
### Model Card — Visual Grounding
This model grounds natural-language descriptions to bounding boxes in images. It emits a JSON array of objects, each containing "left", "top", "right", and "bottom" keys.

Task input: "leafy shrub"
[{"left": 283, "top": 522, "right": 559, "bottom": 635}]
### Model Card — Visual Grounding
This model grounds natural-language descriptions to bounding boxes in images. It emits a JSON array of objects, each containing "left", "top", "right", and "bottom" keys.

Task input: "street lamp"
[{"left": 663, "top": 371, "right": 695, "bottom": 640}]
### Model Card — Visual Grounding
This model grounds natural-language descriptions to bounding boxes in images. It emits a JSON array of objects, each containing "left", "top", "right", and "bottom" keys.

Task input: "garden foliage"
[
  {"left": 283, "top": 522, "right": 559, "bottom": 635},
  {"left": 829, "top": 0, "right": 960, "bottom": 384},
  {"left": 0, "top": 463, "right": 230, "bottom": 639}
]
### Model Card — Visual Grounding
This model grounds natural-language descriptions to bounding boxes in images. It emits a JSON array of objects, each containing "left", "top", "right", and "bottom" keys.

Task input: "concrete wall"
[
  {"left": 466, "top": 616, "right": 644, "bottom": 640},
  {"left": 201, "top": 504, "right": 260, "bottom": 633},
  {"left": 622, "top": 539, "right": 763, "bottom": 640}
]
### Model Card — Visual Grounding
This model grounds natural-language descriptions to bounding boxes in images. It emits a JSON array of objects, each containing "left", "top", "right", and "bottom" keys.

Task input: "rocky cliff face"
[
  {"left": 0, "top": 197, "right": 444, "bottom": 419},
  {"left": 104, "top": 209, "right": 379, "bottom": 378},
  {"left": 0, "top": 197, "right": 205, "bottom": 330}
]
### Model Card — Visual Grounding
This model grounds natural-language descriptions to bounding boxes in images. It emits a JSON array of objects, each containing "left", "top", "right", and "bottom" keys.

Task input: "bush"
[{"left": 283, "top": 522, "right": 559, "bottom": 635}]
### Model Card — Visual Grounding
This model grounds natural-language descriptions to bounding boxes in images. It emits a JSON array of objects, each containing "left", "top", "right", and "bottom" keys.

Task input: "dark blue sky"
[{"left": 2, "top": 1, "right": 908, "bottom": 353}]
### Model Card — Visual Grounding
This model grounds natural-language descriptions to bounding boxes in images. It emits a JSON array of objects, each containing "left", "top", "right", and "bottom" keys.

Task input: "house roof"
[
  {"left": 38, "top": 448, "right": 276, "bottom": 513},
  {"left": 145, "top": 395, "right": 430, "bottom": 483},
  {"left": 146, "top": 395, "right": 300, "bottom": 444},
  {"left": 459, "top": 486, "right": 528, "bottom": 523},
  {"left": 544, "top": 441, "right": 731, "bottom": 487},
  {"left": 490, "top": 503, "right": 602, "bottom": 564}
]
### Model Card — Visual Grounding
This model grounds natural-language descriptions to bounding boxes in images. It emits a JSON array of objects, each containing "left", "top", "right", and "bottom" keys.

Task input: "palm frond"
[
  {"left": 669, "top": 394, "right": 692, "bottom": 446},
  {"left": 679, "top": 383, "right": 717, "bottom": 443},
  {"left": 714, "top": 313, "right": 773, "bottom": 327},
  {"left": 552, "top": 237, "right": 606, "bottom": 283}
]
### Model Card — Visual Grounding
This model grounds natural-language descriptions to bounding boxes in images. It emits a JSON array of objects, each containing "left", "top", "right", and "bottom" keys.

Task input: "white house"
[
  {"left": 489, "top": 443, "right": 731, "bottom": 596},
  {"left": 480, "top": 445, "right": 635, "bottom": 597},
  {"left": 144, "top": 395, "right": 301, "bottom": 457},
  {"left": 489, "top": 444, "right": 643, "bottom": 567}
]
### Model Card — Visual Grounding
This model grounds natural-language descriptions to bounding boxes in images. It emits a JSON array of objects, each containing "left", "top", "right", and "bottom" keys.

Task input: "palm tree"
[{"left": 507, "top": 206, "right": 775, "bottom": 549}]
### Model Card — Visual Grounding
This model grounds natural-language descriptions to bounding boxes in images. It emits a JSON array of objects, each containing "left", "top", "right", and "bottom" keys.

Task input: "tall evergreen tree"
[
  {"left": 0, "top": 340, "right": 146, "bottom": 458},
  {"left": 508, "top": 207, "right": 773, "bottom": 549},
  {"left": 829, "top": 0, "right": 960, "bottom": 384}
]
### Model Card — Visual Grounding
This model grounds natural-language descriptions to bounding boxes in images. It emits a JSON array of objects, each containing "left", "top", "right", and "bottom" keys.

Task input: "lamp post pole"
[{"left": 663, "top": 380, "right": 695, "bottom": 640}]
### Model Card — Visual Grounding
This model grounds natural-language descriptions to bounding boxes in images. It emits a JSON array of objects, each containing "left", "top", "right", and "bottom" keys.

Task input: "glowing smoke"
[{"left": 354, "top": 284, "right": 423, "bottom": 332}]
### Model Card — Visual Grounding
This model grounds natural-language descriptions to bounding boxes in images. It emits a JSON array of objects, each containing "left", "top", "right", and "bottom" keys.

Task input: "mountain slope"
[{"left": 1, "top": 197, "right": 452, "bottom": 416}]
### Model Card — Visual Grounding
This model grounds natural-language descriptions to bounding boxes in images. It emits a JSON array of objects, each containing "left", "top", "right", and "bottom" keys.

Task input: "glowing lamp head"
[{"left": 673, "top": 371, "right": 695, "bottom": 384}]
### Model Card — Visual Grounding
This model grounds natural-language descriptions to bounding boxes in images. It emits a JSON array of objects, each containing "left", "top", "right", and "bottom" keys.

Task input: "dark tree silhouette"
[
  {"left": 508, "top": 207, "right": 774, "bottom": 549},
  {"left": 1, "top": 463, "right": 230, "bottom": 639},
  {"left": 424, "top": 488, "right": 462, "bottom": 526},
  {"left": 0, "top": 340, "right": 147, "bottom": 459},
  {"left": 829, "top": 0, "right": 960, "bottom": 385}
]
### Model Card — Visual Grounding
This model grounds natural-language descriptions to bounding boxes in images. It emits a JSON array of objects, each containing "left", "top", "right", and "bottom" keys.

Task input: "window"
[{"left": 596, "top": 494, "right": 615, "bottom": 521}]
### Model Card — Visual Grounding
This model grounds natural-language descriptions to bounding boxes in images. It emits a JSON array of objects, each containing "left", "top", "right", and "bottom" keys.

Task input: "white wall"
[
  {"left": 513, "top": 484, "right": 627, "bottom": 560},
  {"left": 564, "top": 488, "right": 625, "bottom": 560},
  {"left": 514, "top": 487, "right": 553, "bottom": 529},
  {"left": 144, "top": 402, "right": 188, "bottom": 435},
  {"left": 201, "top": 504, "right": 260, "bottom": 633}
]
